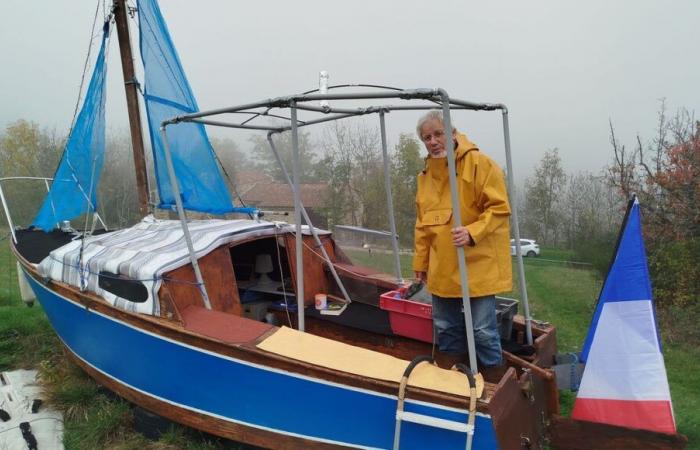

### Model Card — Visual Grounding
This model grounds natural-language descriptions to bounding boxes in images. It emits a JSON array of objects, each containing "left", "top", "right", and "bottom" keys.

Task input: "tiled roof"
[{"left": 236, "top": 169, "right": 328, "bottom": 208}]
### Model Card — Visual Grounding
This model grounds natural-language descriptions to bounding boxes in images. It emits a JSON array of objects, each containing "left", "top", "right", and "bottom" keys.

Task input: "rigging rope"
[
  {"left": 210, "top": 150, "right": 252, "bottom": 219},
  {"left": 76, "top": 19, "right": 113, "bottom": 290},
  {"left": 273, "top": 225, "right": 293, "bottom": 328},
  {"left": 67, "top": 0, "right": 104, "bottom": 139}
]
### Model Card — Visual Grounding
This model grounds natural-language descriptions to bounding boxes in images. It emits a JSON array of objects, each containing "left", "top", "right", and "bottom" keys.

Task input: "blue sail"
[
  {"left": 138, "top": 0, "right": 234, "bottom": 214},
  {"left": 33, "top": 23, "right": 109, "bottom": 231}
]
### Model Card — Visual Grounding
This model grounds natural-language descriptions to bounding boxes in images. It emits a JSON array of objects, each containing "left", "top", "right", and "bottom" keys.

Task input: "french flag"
[{"left": 572, "top": 197, "right": 676, "bottom": 434}]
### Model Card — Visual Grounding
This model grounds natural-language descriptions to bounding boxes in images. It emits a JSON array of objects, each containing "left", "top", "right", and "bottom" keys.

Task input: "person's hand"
[
  {"left": 414, "top": 271, "right": 427, "bottom": 283},
  {"left": 451, "top": 226, "right": 473, "bottom": 247}
]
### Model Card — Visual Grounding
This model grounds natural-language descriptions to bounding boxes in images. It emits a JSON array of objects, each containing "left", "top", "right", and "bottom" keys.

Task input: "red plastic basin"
[{"left": 379, "top": 290, "right": 434, "bottom": 343}]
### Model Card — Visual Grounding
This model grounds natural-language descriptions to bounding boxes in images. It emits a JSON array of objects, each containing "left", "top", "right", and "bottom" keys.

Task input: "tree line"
[{"left": 1, "top": 108, "right": 697, "bottom": 336}]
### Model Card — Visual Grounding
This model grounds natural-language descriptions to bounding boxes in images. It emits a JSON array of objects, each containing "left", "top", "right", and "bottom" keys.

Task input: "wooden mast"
[{"left": 113, "top": 0, "right": 150, "bottom": 217}]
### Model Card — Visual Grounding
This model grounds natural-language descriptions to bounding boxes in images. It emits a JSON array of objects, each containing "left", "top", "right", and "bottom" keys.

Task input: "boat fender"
[
  {"left": 19, "top": 422, "right": 38, "bottom": 450},
  {"left": 0, "top": 408, "right": 9, "bottom": 422},
  {"left": 16, "top": 262, "right": 36, "bottom": 306}
]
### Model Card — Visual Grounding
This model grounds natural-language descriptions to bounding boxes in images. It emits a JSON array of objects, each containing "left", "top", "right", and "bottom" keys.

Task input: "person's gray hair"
[{"left": 415, "top": 110, "right": 456, "bottom": 138}]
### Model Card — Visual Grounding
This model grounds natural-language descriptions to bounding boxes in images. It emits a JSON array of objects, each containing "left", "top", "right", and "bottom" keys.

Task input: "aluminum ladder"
[{"left": 393, "top": 356, "right": 478, "bottom": 450}]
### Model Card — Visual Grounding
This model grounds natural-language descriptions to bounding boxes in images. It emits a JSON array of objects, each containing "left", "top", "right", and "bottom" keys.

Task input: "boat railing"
[
  {"left": 160, "top": 85, "right": 534, "bottom": 375},
  {"left": 0, "top": 176, "right": 107, "bottom": 244}
]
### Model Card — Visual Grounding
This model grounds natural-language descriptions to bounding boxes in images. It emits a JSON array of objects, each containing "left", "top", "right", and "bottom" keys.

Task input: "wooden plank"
[
  {"left": 160, "top": 246, "right": 241, "bottom": 315},
  {"left": 489, "top": 368, "right": 546, "bottom": 450},
  {"left": 284, "top": 234, "right": 335, "bottom": 306}
]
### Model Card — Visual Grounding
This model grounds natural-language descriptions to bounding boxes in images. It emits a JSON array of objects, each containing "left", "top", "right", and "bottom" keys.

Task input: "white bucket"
[{"left": 314, "top": 293, "right": 327, "bottom": 310}]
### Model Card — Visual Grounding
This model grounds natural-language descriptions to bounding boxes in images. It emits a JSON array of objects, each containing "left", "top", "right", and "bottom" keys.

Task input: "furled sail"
[
  {"left": 33, "top": 23, "right": 110, "bottom": 231},
  {"left": 138, "top": 0, "right": 234, "bottom": 214}
]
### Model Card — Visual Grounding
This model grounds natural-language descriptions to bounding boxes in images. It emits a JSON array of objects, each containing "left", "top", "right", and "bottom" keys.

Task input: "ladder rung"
[{"left": 396, "top": 411, "right": 474, "bottom": 434}]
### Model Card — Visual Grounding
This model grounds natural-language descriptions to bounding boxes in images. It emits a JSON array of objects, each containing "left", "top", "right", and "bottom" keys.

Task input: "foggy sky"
[{"left": 2, "top": 0, "right": 699, "bottom": 183}]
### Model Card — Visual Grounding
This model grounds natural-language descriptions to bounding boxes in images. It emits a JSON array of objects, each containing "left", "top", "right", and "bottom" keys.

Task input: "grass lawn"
[{"left": 1, "top": 235, "right": 697, "bottom": 447}]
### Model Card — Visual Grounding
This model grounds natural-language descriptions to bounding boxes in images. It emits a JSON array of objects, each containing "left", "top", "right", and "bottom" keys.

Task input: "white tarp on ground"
[
  {"left": 37, "top": 216, "right": 290, "bottom": 315},
  {"left": 0, "top": 369, "right": 63, "bottom": 450}
]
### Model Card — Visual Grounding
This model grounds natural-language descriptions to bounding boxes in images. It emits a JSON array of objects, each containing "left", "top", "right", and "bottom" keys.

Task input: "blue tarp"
[
  {"left": 33, "top": 23, "right": 109, "bottom": 231},
  {"left": 138, "top": 0, "right": 234, "bottom": 214}
]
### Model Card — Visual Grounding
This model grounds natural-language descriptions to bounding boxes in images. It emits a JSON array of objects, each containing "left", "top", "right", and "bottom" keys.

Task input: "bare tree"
[
  {"left": 320, "top": 121, "right": 383, "bottom": 228},
  {"left": 523, "top": 148, "right": 567, "bottom": 245}
]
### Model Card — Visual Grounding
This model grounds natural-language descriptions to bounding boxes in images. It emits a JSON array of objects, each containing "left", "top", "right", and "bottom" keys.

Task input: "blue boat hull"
[{"left": 24, "top": 270, "right": 499, "bottom": 449}]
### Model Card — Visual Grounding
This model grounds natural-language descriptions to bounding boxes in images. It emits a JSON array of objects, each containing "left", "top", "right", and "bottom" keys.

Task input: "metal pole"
[
  {"left": 0, "top": 182, "right": 16, "bottom": 243},
  {"left": 290, "top": 102, "right": 305, "bottom": 331},
  {"left": 43, "top": 179, "right": 60, "bottom": 230},
  {"left": 159, "top": 126, "right": 212, "bottom": 310},
  {"left": 379, "top": 111, "right": 403, "bottom": 283},
  {"left": 501, "top": 109, "right": 533, "bottom": 345},
  {"left": 266, "top": 135, "right": 352, "bottom": 305},
  {"left": 93, "top": 213, "right": 108, "bottom": 231},
  {"left": 83, "top": 156, "right": 99, "bottom": 234},
  {"left": 439, "top": 89, "right": 478, "bottom": 375}
]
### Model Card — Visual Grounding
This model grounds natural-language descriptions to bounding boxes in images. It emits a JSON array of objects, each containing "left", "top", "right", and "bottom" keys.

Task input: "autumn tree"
[
  {"left": 250, "top": 130, "right": 318, "bottom": 183},
  {"left": 563, "top": 171, "right": 623, "bottom": 271},
  {"left": 522, "top": 148, "right": 567, "bottom": 245},
  {"left": 319, "top": 121, "right": 383, "bottom": 228},
  {"left": 607, "top": 103, "right": 699, "bottom": 338},
  {"left": 0, "top": 120, "right": 62, "bottom": 226},
  {"left": 96, "top": 129, "right": 141, "bottom": 227},
  {"left": 391, "top": 134, "right": 423, "bottom": 247}
]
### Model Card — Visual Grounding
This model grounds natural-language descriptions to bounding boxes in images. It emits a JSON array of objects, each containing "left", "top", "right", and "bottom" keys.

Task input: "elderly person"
[{"left": 413, "top": 111, "right": 512, "bottom": 371}]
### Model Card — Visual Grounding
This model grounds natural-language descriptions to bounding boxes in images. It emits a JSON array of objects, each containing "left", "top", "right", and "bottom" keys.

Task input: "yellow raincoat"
[{"left": 413, "top": 133, "right": 512, "bottom": 298}]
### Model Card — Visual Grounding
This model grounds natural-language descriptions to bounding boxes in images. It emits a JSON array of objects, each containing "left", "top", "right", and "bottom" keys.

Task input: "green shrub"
[{"left": 572, "top": 231, "right": 616, "bottom": 276}]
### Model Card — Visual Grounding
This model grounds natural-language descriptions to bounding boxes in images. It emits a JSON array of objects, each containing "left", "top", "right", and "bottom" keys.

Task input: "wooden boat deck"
[{"left": 181, "top": 304, "right": 274, "bottom": 344}]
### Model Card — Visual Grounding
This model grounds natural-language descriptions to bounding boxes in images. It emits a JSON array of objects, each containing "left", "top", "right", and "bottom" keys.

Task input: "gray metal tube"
[
  {"left": 295, "top": 89, "right": 435, "bottom": 102},
  {"left": 171, "top": 89, "right": 410, "bottom": 124},
  {"left": 169, "top": 97, "right": 291, "bottom": 122},
  {"left": 445, "top": 98, "right": 501, "bottom": 111},
  {"left": 0, "top": 182, "right": 16, "bottom": 243},
  {"left": 189, "top": 118, "right": 283, "bottom": 132},
  {"left": 159, "top": 125, "right": 212, "bottom": 310},
  {"left": 265, "top": 134, "right": 352, "bottom": 305},
  {"left": 501, "top": 109, "right": 533, "bottom": 345},
  {"left": 439, "top": 89, "right": 478, "bottom": 375},
  {"left": 43, "top": 178, "right": 60, "bottom": 230},
  {"left": 294, "top": 104, "right": 380, "bottom": 115},
  {"left": 379, "top": 111, "right": 403, "bottom": 283},
  {"left": 189, "top": 112, "right": 360, "bottom": 134},
  {"left": 290, "top": 102, "right": 305, "bottom": 331}
]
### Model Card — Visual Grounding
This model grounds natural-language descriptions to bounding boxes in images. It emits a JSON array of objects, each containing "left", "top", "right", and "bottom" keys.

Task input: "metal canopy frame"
[{"left": 160, "top": 85, "right": 533, "bottom": 375}]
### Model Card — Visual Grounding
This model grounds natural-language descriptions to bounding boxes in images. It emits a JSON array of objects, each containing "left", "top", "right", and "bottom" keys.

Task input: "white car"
[{"left": 510, "top": 238, "right": 540, "bottom": 257}]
